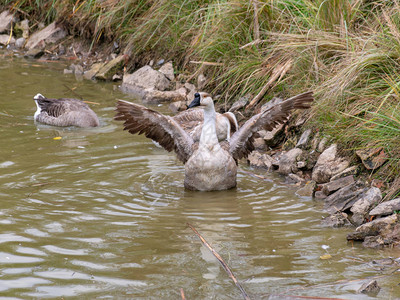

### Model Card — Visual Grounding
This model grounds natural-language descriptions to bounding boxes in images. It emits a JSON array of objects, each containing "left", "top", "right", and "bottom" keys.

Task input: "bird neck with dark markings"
[{"left": 200, "top": 102, "right": 220, "bottom": 149}]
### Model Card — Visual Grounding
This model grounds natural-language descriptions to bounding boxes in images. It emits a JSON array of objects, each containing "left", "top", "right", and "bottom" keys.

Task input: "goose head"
[{"left": 187, "top": 92, "right": 214, "bottom": 111}]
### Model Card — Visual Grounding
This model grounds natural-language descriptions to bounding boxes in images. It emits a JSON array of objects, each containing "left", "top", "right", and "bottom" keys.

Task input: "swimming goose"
[
  {"left": 33, "top": 94, "right": 99, "bottom": 127},
  {"left": 115, "top": 91, "right": 313, "bottom": 191}
]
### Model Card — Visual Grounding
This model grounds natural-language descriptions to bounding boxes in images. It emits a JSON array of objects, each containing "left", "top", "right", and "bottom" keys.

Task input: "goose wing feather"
[
  {"left": 229, "top": 91, "right": 314, "bottom": 160},
  {"left": 37, "top": 97, "right": 91, "bottom": 117},
  {"left": 115, "top": 100, "right": 194, "bottom": 163}
]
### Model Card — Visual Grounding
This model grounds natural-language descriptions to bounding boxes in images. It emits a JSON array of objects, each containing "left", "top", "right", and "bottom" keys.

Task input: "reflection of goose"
[
  {"left": 115, "top": 91, "right": 313, "bottom": 191},
  {"left": 33, "top": 94, "right": 99, "bottom": 127}
]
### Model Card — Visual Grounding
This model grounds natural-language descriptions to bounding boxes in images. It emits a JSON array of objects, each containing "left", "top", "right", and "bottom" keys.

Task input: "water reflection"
[{"left": 0, "top": 54, "right": 399, "bottom": 299}]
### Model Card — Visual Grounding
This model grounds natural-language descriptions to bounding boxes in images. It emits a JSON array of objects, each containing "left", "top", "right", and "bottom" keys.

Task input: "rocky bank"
[{"left": 1, "top": 10, "right": 399, "bottom": 250}]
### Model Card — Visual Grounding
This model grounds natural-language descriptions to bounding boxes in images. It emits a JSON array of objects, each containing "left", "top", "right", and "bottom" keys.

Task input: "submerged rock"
[
  {"left": 321, "top": 212, "right": 352, "bottom": 227},
  {"left": 312, "top": 144, "right": 349, "bottom": 183},
  {"left": 358, "top": 280, "right": 380, "bottom": 295},
  {"left": 25, "top": 22, "right": 66, "bottom": 49},
  {"left": 296, "top": 180, "right": 316, "bottom": 197}
]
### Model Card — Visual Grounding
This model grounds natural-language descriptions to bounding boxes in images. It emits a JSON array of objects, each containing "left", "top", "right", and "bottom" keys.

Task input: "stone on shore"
[
  {"left": 0, "top": 34, "right": 15, "bottom": 45},
  {"left": 369, "top": 197, "right": 400, "bottom": 217},
  {"left": 320, "top": 175, "right": 355, "bottom": 196},
  {"left": 158, "top": 61, "right": 174, "bottom": 81},
  {"left": 122, "top": 65, "right": 170, "bottom": 92},
  {"left": 296, "top": 129, "right": 312, "bottom": 149},
  {"left": 142, "top": 88, "right": 187, "bottom": 103},
  {"left": 312, "top": 144, "right": 350, "bottom": 183},
  {"left": 350, "top": 187, "right": 382, "bottom": 226},
  {"left": 229, "top": 96, "right": 249, "bottom": 112},
  {"left": 24, "top": 48, "right": 44, "bottom": 59},
  {"left": 330, "top": 165, "right": 359, "bottom": 181},
  {"left": 247, "top": 151, "right": 273, "bottom": 169},
  {"left": 278, "top": 148, "right": 303, "bottom": 175},
  {"left": 296, "top": 180, "right": 316, "bottom": 197},
  {"left": 358, "top": 280, "right": 380, "bottom": 295},
  {"left": 321, "top": 212, "right": 352, "bottom": 227},
  {"left": 25, "top": 22, "right": 66, "bottom": 49},
  {"left": 95, "top": 55, "right": 125, "bottom": 81},
  {"left": 260, "top": 124, "right": 285, "bottom": 147},
  {"left": 356, "top": 147, "right": 388, "bottom": 170},
  {"left": 0, "top": 11, "right": 15, "bottom": 33},
  {"left": 324, "top": 181, "right": 366, "bottom": 214},
  {"left": 84, "top": 63, "right": 104, "bottom": 80}
]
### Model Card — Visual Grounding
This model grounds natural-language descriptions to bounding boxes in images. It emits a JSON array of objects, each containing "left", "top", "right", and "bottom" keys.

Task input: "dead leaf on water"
[
  {"left": 53, "top": 136, "right": 62, "bottom": 140},
  {"left": 320, "top": 254, "right": 332, "bottom": 260}
]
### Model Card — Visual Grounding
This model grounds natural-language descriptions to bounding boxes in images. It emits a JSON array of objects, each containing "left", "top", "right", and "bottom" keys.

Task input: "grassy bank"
[{"left": 2, "top": 0, "right": 400, "bottom": 179}]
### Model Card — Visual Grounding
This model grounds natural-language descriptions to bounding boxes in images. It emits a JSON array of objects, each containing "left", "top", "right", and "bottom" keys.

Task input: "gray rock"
[
  {"left": 15, "top": 37, "right": 25, "bottom": 48},
  {"left": 24, "top": 48, "right": 44, "bottom": 59},
  {"left": 95, "top": 55, "right": 125, "bottom": 81},
  {"left": 0, "top": 11, "right": 15, "bottom": 33},
  {"left": 142, "top": 88, "right": 187, "bottom": 103},
  {"left": 84, "top": 63, "right": 104, "bottom": 80},
  {"left": 369, "top": 197, "right": 400, "bottom": 216},
  {"left": 0, "top": 34, "right": 15, "bottom": 45},
  {"left": 351, "top": 187, "right": 382, "bottom": 225},
  {"left": 278, "top": 148, "right": 303, "bottom": 175},
  {"left": 229, "top": 96, "right": 249, "bottom": 112},
  {"left": 358, "top": 280, "right": 380, "bottom": 294},
  {"left": 347, "top": 213, "right": 399, "bottom": 241},
  {"left": 312, "top": 144, "right": 350, "bottom": 183},
  {"left": 296, "top": 129, "right": 312, "bottom": 149},
  {"left": 288, "top": 173, "right": 305, "bottom": 184},
  {"left": 158, "top": 61, "right": 174, "bottom": 81},
  {"left": 16, "top": 19, "right": 29, "bottom": 39},
  {"left": 330, "top": 165, "right": 359, "bottom": 181},
  {"left": 356, "top": 147, "right": 388, "bottom": 170},
  {"left": 296, "top": 180, "right": 316, "bottom": 197},
  {"left": 324, "top": 181, "right": 366, "bottom": 214},
  {"left": 247, "top": 151, "right": 273, "bottom": 169},
  {"left": 122, "top": 65, "right": 170, "bottom": 92},
  {"left": 260, "top": 124, "right": 285, "bottom": 147},
  {"left": 315, "top": 190, "right": 327, "bottom": 199},
  {"left": 169, "top": 101, "right": 187, "bottom": 113},
  {"left": 321, "top": 175, "right": 355, "bottom": 196},
  {"left": 317, "top": 137, "right": 328, "bottom": 153},
  {"left": 253, "top": 137, "right": 267, "bottom": 150},
  {"left": 296, "top": 161, "right": 306, "bottom": 169},
  {"left": 25, "top": 22, "right": 66, "bottom": 49},
  {"left": 321, "top": 212, "right": 352, "bottom": 227},
  {"left": 197, "top": 74, "right": 207, "bottom": 90}
]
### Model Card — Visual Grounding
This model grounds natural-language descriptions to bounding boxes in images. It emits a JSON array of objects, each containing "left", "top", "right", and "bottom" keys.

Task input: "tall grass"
[{"left": 1, "top": 0, "right": 400, "bottom": 176}]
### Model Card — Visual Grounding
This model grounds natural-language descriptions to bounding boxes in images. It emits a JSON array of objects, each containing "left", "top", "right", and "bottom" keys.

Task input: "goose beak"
[{"left": 187, "top": 93, "right": 201, "bottom": 109}]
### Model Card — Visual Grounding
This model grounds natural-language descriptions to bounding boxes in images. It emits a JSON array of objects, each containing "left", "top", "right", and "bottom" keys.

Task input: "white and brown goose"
[
  {"left": 115, "top": 91, "right": 313, "bottom": 191},
  {"left": 33, "top": 94, "right": 99, "bottom": 127}
]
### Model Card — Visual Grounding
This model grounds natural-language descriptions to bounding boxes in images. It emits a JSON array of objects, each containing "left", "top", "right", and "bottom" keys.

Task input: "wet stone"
[
  {"left": 278, "top": 148, "right": 303, "bottom": 175},
  {"left": 321, "top": 212, "right": 352, "bottom": 228},
  {"left": 24, "top": 48, "right": 44, "bottom": 59},
  {"left": 296, "top": 180, "right": 316, "bottom": 197},
  {"left": 95, "top": 55, "right": 125, "bottom": 81},
  {"left": 247, "top": 151, "right": 273, "bottom": 169},
  {"left": 358, "top": 280, "right": 380, "bottom": 295}
]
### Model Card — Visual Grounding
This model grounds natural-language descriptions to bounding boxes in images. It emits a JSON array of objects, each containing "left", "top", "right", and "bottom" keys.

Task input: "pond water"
[{"left": 0, "top": 52, "right": 399, "bottom": 299}]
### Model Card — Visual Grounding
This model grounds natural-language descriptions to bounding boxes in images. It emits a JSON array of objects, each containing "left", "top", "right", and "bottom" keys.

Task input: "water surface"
[{"left": 0, "top": 52, "right": 399, "bottom": 299}]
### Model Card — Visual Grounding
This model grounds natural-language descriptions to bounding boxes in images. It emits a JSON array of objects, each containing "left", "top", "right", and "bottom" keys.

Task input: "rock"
[
  {"left": 24, "top": 48, "right": 44, "bottom": 59},
  {"left": 112, "top": 74, "right": 122, "bottom": 81},
  {"left": 296, "top": 161, "right": 306, "bottom": 169},
  {"left": 69, "top": 63, "right": 84, "bottom": 75},
  {"left": 317, "top": 137, "right": 328, "bottom": 153},
  {"left": 84, "top": 63, "right": 104, "bottom": 80},
  {"left": 356, "top": 147, "right": 388, "bottom": 170},
  {"left": 229, "top": 96, "right": 249, "bottom": 112},
  {"left": 271, "top": 152, "right": 283, "bottom": 169},
  {"left": 0, "top": 11, "right": 15, "bottom": 33},
  {"left": 351, "top": 187, "right": 382, "bottom": 225},
  {"left": 321, "top": 175, "right": 355, "bottom": 196},
  {"left": 324, "top": 181, "right": 366, "bottom": 214},
  {"left": 278, "top": 148, "right": 303, "bottom": 175},
  {"left": 247, "top": 151, "right": 273, "bottom": 169},
  {"left": 312, "top": 144, "right": 350, "bottom": 183},
  {"left": 15, "top": 37, "right": 25, "bottom": 48},
  {"left": 296, "top": 180, "right": 316, "bottom": 197},
  {"left": 158, "top": 61, "right": 174, "bottom": 81},
  {"left": 296, "top": 129, "right": 312, "bottom": 149},
  {"left": 0, "top": 34, "right": 15, "bottom": 45},
  {"left": 315, "top": 190, "right": 327, "bottom": 199},
  {"left": 347, "top": 213, "right": 400, "bottom": 241},
  {"left": 253, "top": 137, "right": 267, "bottom": 150},
  {"left": 142, "top": 88, "right": 187, "bottom": 103},
  {"left": 197, "top": 74, "right": 207, "bottom": 90},
  {"left": 369, "top": 197, "right": 400, "bottom": 217},
  {"left": 330, "top": 165, "right": 359, "bottom": 181},
  {"left": 157, "top": 59, "right": 165, "bottom": 65},
  {"left": 169, "top": 101, "right": 187, "bottom": 113},
  {"left": 321, "top": 212, "right": 352, "bottom": 227},
  {"left": 288, "top": 173, "right": 305, "bottom": 184},
  {"left": 63, "top": 68, "right": 73, "bottom": 74},
  {"left": 122, "top": 65, "right": 170, "bottom": 92},
  {"left": 358, "top": 280, "right": 380, "bottom": 294},
  {"left": 260, "top": 124, "right": 285, "bottom": 147},
  {"left": 95, "top": 55, "right": 125, "bottom": 81},
  {"left": 25, "top": 22, "right": 66, "bottom": 49},
  {"left": 15, "top": 19, "right": 29, "bottom": 39}
]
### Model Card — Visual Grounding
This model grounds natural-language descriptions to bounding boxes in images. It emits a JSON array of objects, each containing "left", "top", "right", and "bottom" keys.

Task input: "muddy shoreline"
[{"left": 1, "top": 10, "right": 399, "bottom": 250}]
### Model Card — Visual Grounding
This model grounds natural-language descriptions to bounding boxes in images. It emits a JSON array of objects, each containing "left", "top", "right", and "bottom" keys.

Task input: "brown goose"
[
  {"left": 115, "top": 91, "right": 313, "bottom": 191},
  {"left": 33, "top": 94, "right": 99, "bottom": 127}
]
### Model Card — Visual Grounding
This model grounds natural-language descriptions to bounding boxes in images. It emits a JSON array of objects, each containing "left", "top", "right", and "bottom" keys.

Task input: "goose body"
[
  {"left": 115, "top": 91, "right": 313, "bottom": 191},
  {"left": 33, "top": 94, "right": 99, "bottom": 127}
]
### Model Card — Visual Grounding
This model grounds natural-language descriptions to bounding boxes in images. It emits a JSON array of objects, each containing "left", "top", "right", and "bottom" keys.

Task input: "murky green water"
[{"left": 0, "top": 52, "right": 399, "bottom": 299}]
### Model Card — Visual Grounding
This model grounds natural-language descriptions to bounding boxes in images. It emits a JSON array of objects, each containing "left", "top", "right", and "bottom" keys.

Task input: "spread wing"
[
  {"left": 114, "top": 100, "right": 194, "bottom": 163},
  {"left": 229, "top": 91, "right": 314, "bottom": 160},
  {"left": 172, "top": 109, "right": 204, "bottom": 134}
]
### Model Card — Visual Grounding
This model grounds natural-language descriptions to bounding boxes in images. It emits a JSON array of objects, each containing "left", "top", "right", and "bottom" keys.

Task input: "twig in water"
[
  {"left": 63, "top": 84, "right": 83, "bottom": 100},
  {"left": 187, "top": 223, "right": 250, "bottom": 300}
]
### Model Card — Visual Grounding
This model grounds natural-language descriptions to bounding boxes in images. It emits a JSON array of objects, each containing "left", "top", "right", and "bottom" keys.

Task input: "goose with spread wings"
[{"left": 115, "top": 91, "right": 313, "bottom": 191}]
